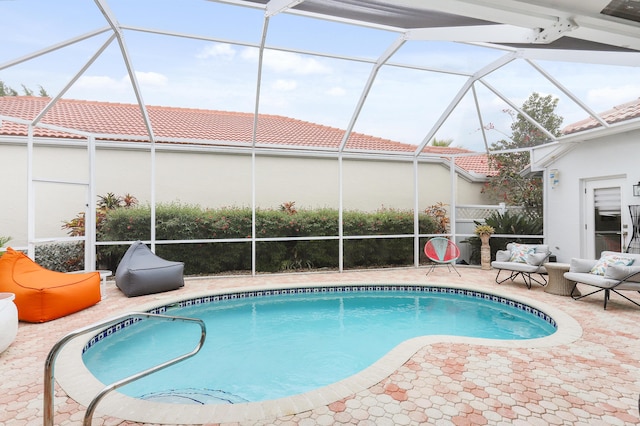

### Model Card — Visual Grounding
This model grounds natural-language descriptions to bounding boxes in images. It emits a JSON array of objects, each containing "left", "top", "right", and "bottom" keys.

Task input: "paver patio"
[{"left": 1, "top": 266, "right": 639, "bottom": 425}]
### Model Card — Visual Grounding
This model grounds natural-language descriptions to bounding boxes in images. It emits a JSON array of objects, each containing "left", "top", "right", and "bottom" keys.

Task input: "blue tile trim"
[{"left": 82, "top": 284, "right": 557, "bottom": 353}]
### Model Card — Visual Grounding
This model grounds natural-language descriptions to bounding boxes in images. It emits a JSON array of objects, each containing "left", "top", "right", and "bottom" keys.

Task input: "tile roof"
[
  {"left": 0, "top": 96, "right": 494, "bottom": 176},
  {"left": 454, "top": 154, "right": 493, "bottom": 176},
  {"left": 562, "top": 97, "right": 640, "bottom": 134}
]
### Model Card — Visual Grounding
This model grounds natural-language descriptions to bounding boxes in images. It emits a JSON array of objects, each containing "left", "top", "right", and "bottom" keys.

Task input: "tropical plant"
[
  {"left": 463, "top": 210, "right": 542, "bottom": 264},
  {"left": 424, "top": 202, "right": 450, "bottom": 234},
  {"left": 280, "top": 201, "right": 297, "bottom": 215},
  {"left": 97, "top": 192, "right": 124, "bottom": 210},
  {"left": 484, "top": 210, "right": 543, "bottom": 239},
  {"left": 122, "top": 193, "right": 138, "bottom": 207},
  {"left": 474, "top": 225, "right": 495, "bottom": 236},
  {"left": 0, "top": 236, "right": 11, "bottom": 258},
  {"left": 431, "top": 137, "right": 453, "bottom": 147},
  {"left": 62, "top": 192, "right": 139, "bottom": 236}
]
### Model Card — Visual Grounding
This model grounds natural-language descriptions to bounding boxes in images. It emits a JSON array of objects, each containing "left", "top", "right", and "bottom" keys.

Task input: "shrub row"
[{"left": 95, "top": 205, "right": 439, "bottom": 274}]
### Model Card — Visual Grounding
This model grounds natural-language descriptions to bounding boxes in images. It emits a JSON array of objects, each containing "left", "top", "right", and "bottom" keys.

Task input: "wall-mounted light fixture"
[
  {"left": 549, "top": 169, "right": 559, "bottom": 189},
  {"left": 634, "top": 182, "right": 640, "bottom": 197}
]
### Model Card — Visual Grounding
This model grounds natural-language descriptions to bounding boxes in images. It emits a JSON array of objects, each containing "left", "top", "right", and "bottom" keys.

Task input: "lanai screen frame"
[{"left": 2, "top": 0, "right": 640, "bottom": 274}]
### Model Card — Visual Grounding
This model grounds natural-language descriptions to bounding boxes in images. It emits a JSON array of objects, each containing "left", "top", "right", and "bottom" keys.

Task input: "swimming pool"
[{"left": 82, "top": 284, "right": 556, "bottom": 405}]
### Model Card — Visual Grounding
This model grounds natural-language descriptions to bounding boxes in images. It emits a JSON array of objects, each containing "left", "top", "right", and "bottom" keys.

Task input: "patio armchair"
[
  {"left": 564, "top": 251, "right": 640, "bottom": 309},
  {"left": 491, "top": 243, "right": 551, "bottom": 289},
  {"left": 424, "top": 237, "right": 461, "bottom": 277}
]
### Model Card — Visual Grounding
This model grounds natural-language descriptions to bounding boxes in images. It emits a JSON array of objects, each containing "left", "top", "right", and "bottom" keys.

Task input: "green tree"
[
  {"left": 0, "top": 80, "right": 48, "bottom": 97},
  {"left": 21, "top": 84, "right": 33, "bottom": 96},
  {"left": 0, "top": 81, "right": 18, "bottom": 96},
  {"left": 483, "top": 93, "right": 563, "bottom": 218}
]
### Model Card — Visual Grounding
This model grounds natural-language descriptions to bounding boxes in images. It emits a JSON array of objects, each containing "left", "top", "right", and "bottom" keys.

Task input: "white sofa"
[
  {"left": 564, "top": 251, "right": 640, "bottom": 309},
  {"left": 492, "top": 243, "right": 551, "bottom": 289}
]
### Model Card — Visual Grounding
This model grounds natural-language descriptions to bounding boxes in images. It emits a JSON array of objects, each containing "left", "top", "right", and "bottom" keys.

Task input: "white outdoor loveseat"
[{"left": 564, "top": 250, "right": 640, "bottom": 309}]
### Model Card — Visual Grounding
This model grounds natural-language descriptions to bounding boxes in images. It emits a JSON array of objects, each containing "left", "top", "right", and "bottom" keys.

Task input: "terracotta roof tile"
[
  {"left": 562, "top": 97, "right": 640, "bottom": 134},
  {"left": 0, "top": 96, "right": 493, "bottom": 176},
  {"left": 419, "top": 146, "right": 496, "bottom": 176},
  {"left": 455, "top": 154, "right": 495, "bottom": 176}
]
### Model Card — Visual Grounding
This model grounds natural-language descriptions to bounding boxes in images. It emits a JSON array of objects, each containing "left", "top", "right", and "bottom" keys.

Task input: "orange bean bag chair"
[{"left": 0, "top": 248, "right": 101, "bottom": 323}]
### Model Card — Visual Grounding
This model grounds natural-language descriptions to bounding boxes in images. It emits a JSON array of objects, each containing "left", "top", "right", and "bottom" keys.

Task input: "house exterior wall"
[
  {"left": 542, "top": 129, "right": 640, "bottom": 263},
  {"left": 0, "top": 141, "right": 490, "bottom": 247}
]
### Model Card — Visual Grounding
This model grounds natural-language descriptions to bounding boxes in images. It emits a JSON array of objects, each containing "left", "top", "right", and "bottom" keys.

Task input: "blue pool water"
[{"left": 82, "top": 286, "right": 556, "bottom": 404}]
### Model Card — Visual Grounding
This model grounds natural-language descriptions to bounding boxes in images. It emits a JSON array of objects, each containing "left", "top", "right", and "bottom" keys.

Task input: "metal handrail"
[{"left": 44, "top": 312, "right": 206, "bottom": 426}]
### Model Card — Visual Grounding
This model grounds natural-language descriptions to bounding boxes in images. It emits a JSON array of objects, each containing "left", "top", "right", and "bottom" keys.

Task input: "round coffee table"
[{"left": 543, "top": 262, "right": 580, "bottom": 296}]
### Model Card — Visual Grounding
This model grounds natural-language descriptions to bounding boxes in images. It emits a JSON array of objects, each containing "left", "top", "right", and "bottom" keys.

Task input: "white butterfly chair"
[{"left": 424, "top": 237, "right": 461, "bottom": 277}]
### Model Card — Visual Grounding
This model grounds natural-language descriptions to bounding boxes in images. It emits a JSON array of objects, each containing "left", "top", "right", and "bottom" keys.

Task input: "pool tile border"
[{"left": 82, "top": 284, "right": 557, "bottom": 353}]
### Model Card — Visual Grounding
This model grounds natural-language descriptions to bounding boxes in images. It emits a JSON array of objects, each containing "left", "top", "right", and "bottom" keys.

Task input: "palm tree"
[{"left": 431, "top": 137, "right": 453, "bottom": 147}]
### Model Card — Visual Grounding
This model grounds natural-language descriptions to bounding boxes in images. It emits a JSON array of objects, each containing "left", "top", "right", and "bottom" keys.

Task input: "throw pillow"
[
  {"left": 589, "top": 254, "right": 635, "bottom": 275},
  {"left": 526, "top": 252, "right": 548, "bottom": 266},
  {"left": 509, "top": 244, "right": 534, "bottom": 263}
]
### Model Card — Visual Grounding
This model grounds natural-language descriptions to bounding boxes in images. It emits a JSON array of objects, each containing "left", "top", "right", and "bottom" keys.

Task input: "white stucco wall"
[
  {"left": 542, "top": 130, "right": 640, "bottom": 263},
  {"left": 0, "top": 141, "right": 490, "bottom": 247}
]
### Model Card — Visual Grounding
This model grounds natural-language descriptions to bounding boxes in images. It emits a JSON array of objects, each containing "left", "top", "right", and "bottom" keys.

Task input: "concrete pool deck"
[{"left": 2, "top": 266, "right": 640, "bottom": 425}]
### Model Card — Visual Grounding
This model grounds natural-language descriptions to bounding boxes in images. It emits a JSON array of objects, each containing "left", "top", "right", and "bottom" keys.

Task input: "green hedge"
[{"left": 97, "top": 205, "right": 438, "bottom": 274}]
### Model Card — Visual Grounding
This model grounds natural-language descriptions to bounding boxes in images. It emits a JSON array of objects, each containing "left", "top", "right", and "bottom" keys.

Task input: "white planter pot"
[{"left": 0, "top": 292, "right": 18, "bottom": 354}]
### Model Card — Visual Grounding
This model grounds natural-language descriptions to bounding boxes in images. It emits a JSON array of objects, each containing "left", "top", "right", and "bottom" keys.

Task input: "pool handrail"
[{"left": 43, "top": 311, "right": 206, "bottom": 426}]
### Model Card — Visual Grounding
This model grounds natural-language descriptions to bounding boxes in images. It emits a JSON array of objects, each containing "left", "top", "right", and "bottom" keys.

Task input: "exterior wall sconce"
[
  {"left": 549, "top": 169, "right": 559, "bottom": 189},
  {"left": 634, "top": 182, "right": 640, "bottom": 197}
]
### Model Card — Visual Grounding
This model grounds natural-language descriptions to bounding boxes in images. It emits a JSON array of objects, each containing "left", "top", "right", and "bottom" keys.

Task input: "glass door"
[{"left": 585, "top": 179, "right": 624, "bottom": 258}]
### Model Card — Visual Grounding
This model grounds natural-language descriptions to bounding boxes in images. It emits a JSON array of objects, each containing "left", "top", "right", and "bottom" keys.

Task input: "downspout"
[
  {"left": 27, "top": 125, "right": 34, "bottom": 259},
  {"left": 339, "top": 153, "right": 344, "bottom": 272},
  {"left": 86, "top": 136, "right": 97, "bottom": 270},
  {"left": 413, "top": 157, "right": 420, "bottom": 267},
  {"left": 450, "top": 156, "right": 457, "bottom": 239}
]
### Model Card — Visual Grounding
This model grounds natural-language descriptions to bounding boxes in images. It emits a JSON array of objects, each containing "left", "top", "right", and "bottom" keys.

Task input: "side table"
[
  {"left": 68, "top": 269, "right": 112, "bottom": 299},
  {"left": 543, "top": 262, "right": 580, "bottom": 296},
  {"left": 97, "top": 270, "right": 113, "bottom": 299}
]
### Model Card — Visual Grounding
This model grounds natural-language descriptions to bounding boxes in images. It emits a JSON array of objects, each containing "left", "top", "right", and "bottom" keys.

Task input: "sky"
[{"left": 1, "top": 0, "right": 639, "bottom": 152}]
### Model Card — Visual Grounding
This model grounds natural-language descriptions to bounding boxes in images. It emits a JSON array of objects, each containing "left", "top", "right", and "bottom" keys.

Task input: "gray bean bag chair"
[{"left": 115, "top": 241, "right": 184, "bottom": 297}]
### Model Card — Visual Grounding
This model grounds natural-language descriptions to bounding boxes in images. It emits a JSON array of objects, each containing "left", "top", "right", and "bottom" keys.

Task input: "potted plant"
[
  {"left": 474, "top": 225, "right": 494, "bottom": 241},
  {"left": 474, "top": 225, "right": 494, "bottom": 270}
]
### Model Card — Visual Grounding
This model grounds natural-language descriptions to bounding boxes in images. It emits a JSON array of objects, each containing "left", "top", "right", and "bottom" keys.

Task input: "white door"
[{"left": 584, "top": 178, "right": 626, "bottom": 259}]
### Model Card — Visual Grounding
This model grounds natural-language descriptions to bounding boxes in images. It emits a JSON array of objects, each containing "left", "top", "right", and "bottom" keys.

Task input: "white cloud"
[
  {"left": 76, "top": 72, "right": 167, "bottom": 90},
  {"left": 587, "top": 85, "right": 640, "bottom": 110},
  {"left": 133, "top": 71, "right": 168, "bottom": 86},
  {"left": 76, "top": 75, "right": 122, "bottom": 89},
  {"left": 327, "top": 86, "right": 345, "bottom": 96},
  {"left": 197, "top": 43, "right": 236, "bottom": 60},
  {"left": 241, "top": 48, "right": 331, "bottom": 75},
  {"left": 273, "top": 79, "right": 297, "bottom": 91}
]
